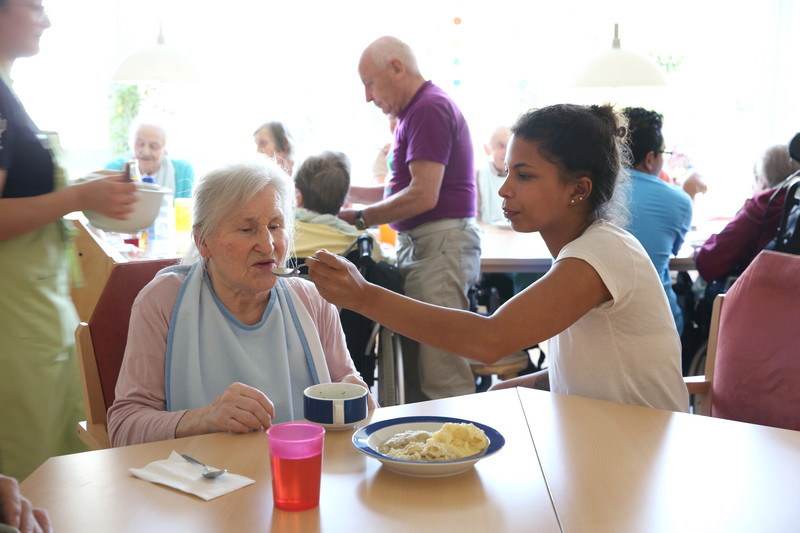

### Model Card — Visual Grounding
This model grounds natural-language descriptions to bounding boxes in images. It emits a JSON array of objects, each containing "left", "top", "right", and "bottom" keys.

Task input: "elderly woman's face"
[{"left": 199, "top": 187, "right": 289, "bottom": 298}]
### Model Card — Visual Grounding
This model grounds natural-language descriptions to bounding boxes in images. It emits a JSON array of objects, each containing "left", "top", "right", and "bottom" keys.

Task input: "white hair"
[
  {"left": 128, "top": 114, "right": 169, "bottom": 151},
  {"left": 182, "top": 159, "right": 297, "bottom": 266}
]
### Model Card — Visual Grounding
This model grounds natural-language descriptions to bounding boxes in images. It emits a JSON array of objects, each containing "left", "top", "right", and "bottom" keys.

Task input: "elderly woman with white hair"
[{"left": 107, "top": 161, "right": 374, "bottom": 447}]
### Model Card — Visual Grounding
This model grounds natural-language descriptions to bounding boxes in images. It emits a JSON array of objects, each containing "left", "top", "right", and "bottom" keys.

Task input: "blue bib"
[{"left": 165, "top": 263, "right": 329, "bottom": 422}]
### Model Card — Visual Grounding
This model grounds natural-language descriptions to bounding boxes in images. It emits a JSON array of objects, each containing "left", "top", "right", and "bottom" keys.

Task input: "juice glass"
[
  {"left": 267, "top": 423, "right": 325, "bottom": 511},
  {"left": 173, "top": 198, "right": 193, "bottom": 255},
  {"left": 378, "top": 223, "right": 397, "bottom": 247},
  {"left": 173, "top": 198, "right": 193, "bottom": 235}
]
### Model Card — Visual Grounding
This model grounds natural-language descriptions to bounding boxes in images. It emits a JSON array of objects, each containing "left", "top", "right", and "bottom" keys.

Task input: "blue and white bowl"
[{"left": 352, "top": 416, "right": 505, "bottom": 477}]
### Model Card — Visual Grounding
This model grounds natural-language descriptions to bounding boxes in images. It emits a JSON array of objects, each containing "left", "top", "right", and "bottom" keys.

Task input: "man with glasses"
[
  {"left": 104, "top": 115, "right": 194, "bottom": 201},
  {"left": 622, "top": 107, "right": 693, "bottom": 337}
]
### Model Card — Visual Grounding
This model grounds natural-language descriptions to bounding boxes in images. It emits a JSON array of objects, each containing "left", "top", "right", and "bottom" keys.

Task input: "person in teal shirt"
[
  {"left": 623, "top": 107, "right": 693, "bottom": 335},
  {"left": 105, "top": 116, "right": 194, "bottom": 200}
]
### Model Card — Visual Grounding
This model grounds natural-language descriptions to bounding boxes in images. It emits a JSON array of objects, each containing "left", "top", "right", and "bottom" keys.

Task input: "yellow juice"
[{"left": 174, "top": 198, "right": 192, "bottom": 235}]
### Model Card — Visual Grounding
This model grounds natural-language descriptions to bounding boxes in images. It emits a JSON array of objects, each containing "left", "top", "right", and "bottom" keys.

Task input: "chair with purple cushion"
[{"left": 685, "top": 250, "right": 800, "bottom": 430}]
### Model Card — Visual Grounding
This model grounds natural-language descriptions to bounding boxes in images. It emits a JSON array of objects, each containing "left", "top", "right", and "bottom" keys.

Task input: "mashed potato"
[{"left": 379, "top": 423, "right": 489, "bottom": 461}]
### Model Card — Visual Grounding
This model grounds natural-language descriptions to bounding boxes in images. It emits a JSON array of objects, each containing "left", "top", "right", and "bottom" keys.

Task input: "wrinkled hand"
[
  {"left": 189, "top": 382, "right": 275, "bottom": 434},
  {"left": 306, "top": 249, "right": 371, "bottom": 312},
  {"left": 0, "top": 474, "right": 52, "bottom": 533},
  {"left": 75, "top": 173, "right": 138, "bottom": 219},
  {"left": 340, "top": 374, "right": 379, "bottom": 410}
]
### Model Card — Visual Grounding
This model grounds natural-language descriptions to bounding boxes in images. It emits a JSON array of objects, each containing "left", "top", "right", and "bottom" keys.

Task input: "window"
[{"left": 13, "top": 0, "right": 800, "bottom": 219}]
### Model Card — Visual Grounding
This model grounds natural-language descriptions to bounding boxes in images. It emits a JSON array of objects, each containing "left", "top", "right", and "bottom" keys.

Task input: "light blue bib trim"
[{"left": 275, "top": 280, "right": 320, "bottom": 383}]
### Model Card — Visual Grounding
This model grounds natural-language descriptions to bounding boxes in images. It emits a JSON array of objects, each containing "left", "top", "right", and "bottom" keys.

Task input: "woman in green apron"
[{"left": 0, "top": 0, "right": 137, "bottom": 480}]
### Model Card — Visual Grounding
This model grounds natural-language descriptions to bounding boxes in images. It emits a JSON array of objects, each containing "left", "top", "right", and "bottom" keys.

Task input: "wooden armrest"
[
  {"left": 77, "top": 420, "right": 111, "bottom": 450},
  {"left": 683, "top": 375, "right": 711, "bottom": 395}
]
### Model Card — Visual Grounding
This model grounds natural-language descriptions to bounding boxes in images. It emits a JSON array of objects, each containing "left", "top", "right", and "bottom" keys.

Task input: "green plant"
[
  {"left": 654, "top": 54, "right": 684, "bottom": 74},
  {"left": 108, "top": 83, "right": 142, "bottom": 157}
]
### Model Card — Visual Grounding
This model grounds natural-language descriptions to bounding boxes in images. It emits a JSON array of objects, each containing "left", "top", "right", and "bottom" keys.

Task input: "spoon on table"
[
  {"left": 180, "top": 453, "right": 227, "bottom": 478},
  {"left": 271, "top": 263, "right": 309, "bottom": 277}
]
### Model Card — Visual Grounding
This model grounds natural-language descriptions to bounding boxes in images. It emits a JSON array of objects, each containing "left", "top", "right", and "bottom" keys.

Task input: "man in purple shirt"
[{"left": 342, "top": 36, "right": 481, "bottom": 401}]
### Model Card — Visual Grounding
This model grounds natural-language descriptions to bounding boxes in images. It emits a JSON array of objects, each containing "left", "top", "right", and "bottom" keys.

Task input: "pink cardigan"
[{"left": 107, "top": 271, "right": 361, "bottom": 446}]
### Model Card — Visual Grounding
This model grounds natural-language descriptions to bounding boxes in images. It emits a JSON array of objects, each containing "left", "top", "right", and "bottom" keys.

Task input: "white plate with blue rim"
[{"left": 351, "top": 415, "right": 505, "bottom": 477}]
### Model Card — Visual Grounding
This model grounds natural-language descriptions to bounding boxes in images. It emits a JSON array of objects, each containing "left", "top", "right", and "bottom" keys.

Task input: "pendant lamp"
[
  {"left": 112, "top": 24, "right": 200, "bottom": 83},
  {"left": 573, "top": 24, "right": 667, "bottom": 88}
]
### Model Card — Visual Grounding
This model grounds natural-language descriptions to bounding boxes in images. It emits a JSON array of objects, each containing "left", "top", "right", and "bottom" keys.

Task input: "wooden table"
[
  {"left": 25, "top": 387, "right": 799, "bottom": 532},
  {"left": 479, "top": 223, "right": 697, "bottom": 274},
  {"left": 519, "top": 388, "right": 800, "bottom": 533},
  {"left": 20, "top": 389, "right": 560, "bottom": 533},
  {"left": 480, "top": 223, "right": 553, "bottom": 274}
]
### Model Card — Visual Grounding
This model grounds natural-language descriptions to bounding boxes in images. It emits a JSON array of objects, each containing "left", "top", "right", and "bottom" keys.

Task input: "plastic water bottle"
[
  {"left": 141, "top": 176, "right": 157, "bottom": 253},
  {"left": 141, "top": 176, "right": 175, "bottom": 256},
  {"left": 153, "top": 189, "right": 175, "bottom": 256}
]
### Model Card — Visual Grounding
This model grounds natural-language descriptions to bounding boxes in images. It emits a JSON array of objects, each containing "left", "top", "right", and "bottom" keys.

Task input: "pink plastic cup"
[{"left": 267, "top": 423, "right": 326, "bottom": 511}]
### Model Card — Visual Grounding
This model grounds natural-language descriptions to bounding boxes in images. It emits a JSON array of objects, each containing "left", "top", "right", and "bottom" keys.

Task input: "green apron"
[{"left": 0, "top": 132, "right": 87, "bottom": 480}]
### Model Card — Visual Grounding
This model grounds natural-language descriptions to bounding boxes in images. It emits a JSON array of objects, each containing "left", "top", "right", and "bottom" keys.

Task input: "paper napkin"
[{"left": 130, "top": 450, "right": 255, "bottom": 501}]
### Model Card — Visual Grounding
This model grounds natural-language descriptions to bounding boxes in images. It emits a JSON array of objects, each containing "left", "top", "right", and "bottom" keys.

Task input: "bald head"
[
  {"left": 488, "top": 126, "right": 511, "bottom": 146},
  {"left": 358, "top": 36, "right": 425, "bottom": 117},
  {"left": 485, "top": 126, "right": 510, "bottom": 171},
  {"left": 360, "top": 36, "right": 421, "bottom": 78}
]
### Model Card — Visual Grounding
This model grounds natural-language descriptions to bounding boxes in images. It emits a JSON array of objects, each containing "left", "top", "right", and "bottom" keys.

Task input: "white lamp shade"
[
  {"left": 574, "top": 48, "right": 667, "bottom": 88},
  {"left": 573, "top": 24, "right": 667, "bottom": 88},
  {"left": 112, "top": 42, "right": 200, "bottom": 82}
]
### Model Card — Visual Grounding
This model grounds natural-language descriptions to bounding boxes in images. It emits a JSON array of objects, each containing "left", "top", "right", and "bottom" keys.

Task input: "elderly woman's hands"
[
  {"left": 306, "top": 249, "right": 372, "bottom": 312},
  {"left": 176, "top": 382, "right": 276, "bottom": 438},
  {"left": 0, "top": 474, "right": 52, "bottom": 533}
]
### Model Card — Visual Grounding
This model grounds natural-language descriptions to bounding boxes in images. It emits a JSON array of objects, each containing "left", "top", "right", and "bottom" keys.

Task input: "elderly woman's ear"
[{"left": 195, "top": 234, "right": 211, "bottom": 259}]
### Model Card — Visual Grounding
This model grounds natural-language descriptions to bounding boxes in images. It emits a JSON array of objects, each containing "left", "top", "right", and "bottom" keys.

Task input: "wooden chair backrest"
[{"left": 88, "top": 259, "right": 178, "bottom": 411}]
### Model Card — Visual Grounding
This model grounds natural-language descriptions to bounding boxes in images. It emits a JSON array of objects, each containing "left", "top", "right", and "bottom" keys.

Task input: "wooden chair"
[
  {"left": 685, "top": 250, "right": 800, "bottom": 430},
  {"left": 69, "top": 219, "right": 126, "bottom": 322},
  {"left": 468, "top": 282, "right": 538, "bottom": 391},
  {"left": 75, "top": 259, "right": 178, "bottom": 449},
  {"left": 471, "top": 351, "right": 531, "bottom": 385}
]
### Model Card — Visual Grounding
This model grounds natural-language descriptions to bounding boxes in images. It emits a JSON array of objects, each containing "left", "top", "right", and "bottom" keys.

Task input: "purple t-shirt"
[{"left": 387, "top": 81, "right": 476, "bottom": 232}]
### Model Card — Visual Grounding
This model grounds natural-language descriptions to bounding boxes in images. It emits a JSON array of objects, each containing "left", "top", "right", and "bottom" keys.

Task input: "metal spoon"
[
  {"left": 271, "top": 263, "right": 309, "bottom": 277},
  {"left": 180, "top": 453, "right": 227, "bottom": 478}
]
